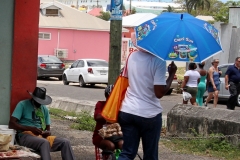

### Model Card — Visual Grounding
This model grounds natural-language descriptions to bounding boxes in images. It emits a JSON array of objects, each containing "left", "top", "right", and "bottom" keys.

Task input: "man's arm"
[
  {"left": 9, "top": 116, "right": 42, "bottom": 135},
  {"left": 154, "top": 61, "right": 177, "bottom": 98},
  {"left": 225, "top": 74, "right": 229, "bottom": 90}
]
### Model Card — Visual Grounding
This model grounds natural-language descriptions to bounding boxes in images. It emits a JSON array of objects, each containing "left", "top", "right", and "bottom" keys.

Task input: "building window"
[
  {"left": 39, "top": 33, "right": 51, "bottom": 40},
  {"left": 46, "top": 9, "right": 59, "bottom": 16}
]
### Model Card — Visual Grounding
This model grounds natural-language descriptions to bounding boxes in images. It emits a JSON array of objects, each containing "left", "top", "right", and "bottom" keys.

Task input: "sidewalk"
[{"left": 50, "top": 119, "right": 222, "bottom": 160}]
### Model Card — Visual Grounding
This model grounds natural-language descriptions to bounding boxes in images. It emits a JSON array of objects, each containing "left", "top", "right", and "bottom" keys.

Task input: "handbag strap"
[{"left": 122, "top": 52, "right": 132, "bottom": 76}]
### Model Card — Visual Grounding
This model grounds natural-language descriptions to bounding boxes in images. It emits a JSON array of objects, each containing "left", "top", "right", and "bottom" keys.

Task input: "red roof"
[{"left": 88, "top": 8, "right": 102, "bottom": 16}]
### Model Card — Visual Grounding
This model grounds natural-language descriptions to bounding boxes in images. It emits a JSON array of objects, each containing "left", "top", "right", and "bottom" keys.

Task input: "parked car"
[
  {"left": 37, "top": 55, "right": 65, "bottom": 80},
  {"left": 203, "top": 63, "right": 240, "bottom": 106},
  {"left": 165, "top": 72, "right": 178, "bottom": 95},
  {"left": 63, "top": 59, "right": 108, "bottom": 87}
]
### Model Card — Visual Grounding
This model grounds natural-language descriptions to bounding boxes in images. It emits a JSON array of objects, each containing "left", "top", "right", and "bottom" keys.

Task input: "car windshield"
[
  {"left": 87, "top": 60, "right": 108, "bottom": 67},
  {"left": 39, "top": 56, "right": 62, "bottom": 63}
]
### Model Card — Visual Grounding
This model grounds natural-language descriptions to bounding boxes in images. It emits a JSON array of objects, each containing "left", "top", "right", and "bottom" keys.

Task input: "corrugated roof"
[
  {"left": 40, "top": 0, "right": 128, "bottom": 32},
  {"left": 122, "top": 13, "right": 157, "bottom": 27},
  {"left": 40, "top": 2, "right": 62, "bottom": 9},
  {"left": 88, "top": 8, "right": 102, "bottom": 17}
]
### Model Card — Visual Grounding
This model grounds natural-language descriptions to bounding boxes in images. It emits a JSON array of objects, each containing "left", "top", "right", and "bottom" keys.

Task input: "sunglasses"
[{"left": 214, "top": 62, "right": 219, "bottom": 63}]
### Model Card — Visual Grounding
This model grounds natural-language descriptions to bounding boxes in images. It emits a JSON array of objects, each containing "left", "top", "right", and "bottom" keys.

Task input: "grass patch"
[
  {"left": 49, "top": 108, "right": 96, "bottom": 132},
  {"left": 162, "top": 133, "right": 240, "bottom": 160}
]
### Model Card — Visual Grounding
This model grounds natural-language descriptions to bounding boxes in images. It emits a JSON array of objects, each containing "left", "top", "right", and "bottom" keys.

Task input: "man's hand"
[
  {"left": 29, "top": 127, "right": 43, "bottom": 135},
  {"left": 168, "top": 61, "right": 177, "bottom": 75},
  {"left": 225, "top": 84, "right": 229, "bottom": 90},
  {"left": 42, "top": 131, "right": 51, "bottom": 138}
]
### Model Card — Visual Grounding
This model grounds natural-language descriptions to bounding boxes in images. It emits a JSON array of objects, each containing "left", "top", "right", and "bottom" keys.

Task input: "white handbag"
[{"left": 182, "top": 91, "right": 192, "bottom": 101}]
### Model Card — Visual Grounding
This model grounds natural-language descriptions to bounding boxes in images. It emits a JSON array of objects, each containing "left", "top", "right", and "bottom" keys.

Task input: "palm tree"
[
  {"left": 186, "top": 0, "right": 210, "bottom": 13},
  {"left": 97, "top": 11, "right": 111, "bottom": 21}
]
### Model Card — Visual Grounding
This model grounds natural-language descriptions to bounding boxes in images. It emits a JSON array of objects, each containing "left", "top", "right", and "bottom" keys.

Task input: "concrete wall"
[
  {"left": 229, "top": 7, "right": 240, "bottom": 28},
  {"left": 204, "top": 22, "right": 239, "bottom": 70},
  {"left": 167, "top": 104, "right": 240, "bottom": 145},
  {"left": 0, "top": 0, "right": 14, "bottom": 125}
]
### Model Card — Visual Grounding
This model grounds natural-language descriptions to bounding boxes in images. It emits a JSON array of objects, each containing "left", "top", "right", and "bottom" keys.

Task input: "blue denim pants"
[{"left": 118, "top": 111, "right": 162, "bottom": 160}]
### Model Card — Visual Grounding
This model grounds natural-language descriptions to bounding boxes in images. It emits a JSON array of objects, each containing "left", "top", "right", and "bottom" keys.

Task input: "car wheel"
[
  {"left": 58, "top": 76, "right": 63, "bottom": 81},
  {"left": 237, "top": 94, "right": 240, "bottom": 107},
  {"left": 79, "top": 76, "right": 86, "bottom": 87},
  {"left": 62, "top": 74, "right": 69, "bottom": 85},
  {"left": 165, "top": 88, "right": 173, "bottom": 95}
]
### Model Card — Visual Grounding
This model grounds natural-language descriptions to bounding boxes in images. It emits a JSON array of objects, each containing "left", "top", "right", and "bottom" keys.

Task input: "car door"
[
  {"left": 67, "top": 60, "right": 79, "bottom": 81},
  {"left": 73, "top": 60, "right": 85, "bottom": 82},
  {"left": 219, "top": 65, "right": 229, "bottom": 99}
]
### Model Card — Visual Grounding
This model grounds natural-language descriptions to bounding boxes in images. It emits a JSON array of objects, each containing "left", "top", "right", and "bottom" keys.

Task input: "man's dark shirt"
[{"left": 225, "top": 65, "right": 240, "bottom": 83}]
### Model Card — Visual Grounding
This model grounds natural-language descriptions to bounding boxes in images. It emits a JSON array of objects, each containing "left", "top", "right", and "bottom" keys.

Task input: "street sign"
[{"left": 110, "top": 0, "right": 123, "bottom": 20}]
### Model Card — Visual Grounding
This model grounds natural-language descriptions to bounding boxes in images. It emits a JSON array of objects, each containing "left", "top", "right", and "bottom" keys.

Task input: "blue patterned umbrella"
[{"left": 135, "top": 12, "right": 223, "bottom": 62}]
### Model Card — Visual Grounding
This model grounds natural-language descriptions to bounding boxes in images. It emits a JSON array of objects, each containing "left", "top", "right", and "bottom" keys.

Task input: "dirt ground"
[{"left": 50, "top": 119, "right": 222, "bottom": 160}]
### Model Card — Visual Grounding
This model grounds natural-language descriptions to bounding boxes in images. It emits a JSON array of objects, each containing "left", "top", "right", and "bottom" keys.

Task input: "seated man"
[
  {"left": 92, "top": 85, "right": 123, "bottom": 158},
  {"left": 9, "top": 87, "right": 76, "bottom": 160}
]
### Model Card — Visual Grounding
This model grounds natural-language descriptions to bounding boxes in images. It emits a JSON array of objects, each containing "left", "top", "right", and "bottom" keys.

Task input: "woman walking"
[
  {"left": 181, "top": 63, "right": 200, "bottom": 106},
  {"left": 204, "top": 59, "right": 222, "bottom": 108},
  {"left": 196, "top": 62, "right": 207, "bottom": 106}
]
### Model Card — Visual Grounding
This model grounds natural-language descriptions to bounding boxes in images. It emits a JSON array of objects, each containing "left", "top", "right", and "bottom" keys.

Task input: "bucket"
[{"left": 0, "top": 125, "right": 16, "bottom": 145}]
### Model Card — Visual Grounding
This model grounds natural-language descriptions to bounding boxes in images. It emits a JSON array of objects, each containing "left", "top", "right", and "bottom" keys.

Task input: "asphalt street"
[{"left": 37, "top": 77, "right": 240, "bottom": 116}]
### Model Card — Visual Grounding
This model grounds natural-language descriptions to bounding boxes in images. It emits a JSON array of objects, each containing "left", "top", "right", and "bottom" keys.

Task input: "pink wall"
[{"left": 38, "top": 28, "right": 110, "bottom": 61}]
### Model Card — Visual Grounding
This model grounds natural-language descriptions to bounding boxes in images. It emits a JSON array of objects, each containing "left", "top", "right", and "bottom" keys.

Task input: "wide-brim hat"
[{"left": 28, "top": 87, "right": 52, "bottom": 105}]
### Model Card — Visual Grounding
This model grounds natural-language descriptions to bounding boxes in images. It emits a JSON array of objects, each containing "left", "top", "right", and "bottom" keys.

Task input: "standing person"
[
  {"left": 225, "top": 57, "right": 240, "bottom": 110},
  {"left": 92, "top": 85, "right": 123, "bottom": 156},
  {"left": 204, "top": 59, "right": 222, "bottom": 108},
  {"left": 9, "top": 87, "right": 76, "bottom": 160},
  {"left": 118, "top": 33, "right": 177, "bottom": 160},
  {"left": 196, "top": 62, "right": 207, "bottom": 106},
  {"left": 181, "top": 63, "right": 200, "bottom": 106}
]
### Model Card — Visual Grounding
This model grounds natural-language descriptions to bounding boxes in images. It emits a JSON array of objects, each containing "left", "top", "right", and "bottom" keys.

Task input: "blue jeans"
[{"left": 118, "top": 111, "right": 162, "bottom": 160}]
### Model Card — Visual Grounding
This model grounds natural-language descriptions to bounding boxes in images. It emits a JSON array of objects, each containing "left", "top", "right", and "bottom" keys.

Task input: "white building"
[{"left": 57, "top": 0, "right": 182, "bottom": 14}]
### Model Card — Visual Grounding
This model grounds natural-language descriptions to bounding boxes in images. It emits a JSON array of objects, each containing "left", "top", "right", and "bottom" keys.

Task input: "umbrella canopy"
[{"left": 135, "top": 12, "right": 223, "bottom": 63}]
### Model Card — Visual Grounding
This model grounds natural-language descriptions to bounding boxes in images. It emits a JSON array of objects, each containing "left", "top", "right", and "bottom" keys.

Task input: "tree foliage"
[
  {"left": 186, "top": 0, "right": 211, "bottom": 14},
  {"left": 97, "top": 11, "right": 111, "bottom": 21},
  {"left": 213, "top": 1, "right": 240, "bottom": 23}
]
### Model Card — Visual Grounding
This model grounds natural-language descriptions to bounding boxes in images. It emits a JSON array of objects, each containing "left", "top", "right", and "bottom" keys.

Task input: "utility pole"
[
  {"left": 130, "top": 0, "right": 132, "bottom": 13},
  {"left": 76, "top": 0, "right": 79, "bottom": 9},
  {"left": 108, "top": 0, "right": 123, "bottom": 84},
  {"left": 94, "top": 0, "right": 100, "bottom": 7}
]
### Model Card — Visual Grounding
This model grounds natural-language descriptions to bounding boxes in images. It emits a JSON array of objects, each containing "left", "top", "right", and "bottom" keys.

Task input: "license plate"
[
  {"left": 100, "top": 71, "right": 107, "bottom": 75},
  {"left": 51, "top": 66, "right": 58, "bottom": 69}
]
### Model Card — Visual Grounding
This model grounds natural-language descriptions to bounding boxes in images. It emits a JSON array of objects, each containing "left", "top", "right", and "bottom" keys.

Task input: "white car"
[{"left": 63, "top": 59, "right": 108, "bottom": 87}]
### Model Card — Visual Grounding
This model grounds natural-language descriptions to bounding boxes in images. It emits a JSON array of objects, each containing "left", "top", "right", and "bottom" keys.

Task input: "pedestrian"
[
  {"left": 92, "top": 85, "right": 123, "bottom": 157},
  {"left": 118, "top": 32, "right": 177, "bottom": 160},
  {"left": 181, "top": 63, "right": 200, "bottom": 106},
  {"left": 196, "top": 62, "right": 208, "bottom": 106},
  {"left": 204, "top": 59, "right": 222, "bottom": 108},
  {"left": 225, "top": 57, "right": 240, "bottom": 110},
  {"left": 9, "top": 87, "right": 76, "bottom": 160}
]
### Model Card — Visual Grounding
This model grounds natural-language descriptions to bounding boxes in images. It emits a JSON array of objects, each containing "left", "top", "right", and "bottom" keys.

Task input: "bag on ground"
[
  {"left": 182, "top": 91, "right": 192, "bottom": 101},
  {"left": 0, "top": 134, "right": 12, "bottom": 151}
]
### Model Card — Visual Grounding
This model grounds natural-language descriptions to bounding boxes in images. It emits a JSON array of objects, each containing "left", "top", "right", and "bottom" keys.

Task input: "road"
[{"left": 37, "top": 78, "right": 240, "bottom": 115}]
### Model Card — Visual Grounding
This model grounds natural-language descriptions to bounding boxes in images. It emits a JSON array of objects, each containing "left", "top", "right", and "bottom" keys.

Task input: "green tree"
[
  {"left": 213, "top": 1, "right": 240, "bottom": 23},
  {"left": 186, "top": 0, "right": 211, "bottom": 14},
  {"left": 131, "top": 7, "right": 136, "bottom": 14},
  {"left": 97, "top": 11, "right": 111, "bottom": 21}
]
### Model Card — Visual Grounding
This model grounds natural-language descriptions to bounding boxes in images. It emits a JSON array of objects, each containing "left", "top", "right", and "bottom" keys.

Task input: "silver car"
[{"left": 203, "top": 63, "right": 240, "bottom": 106}]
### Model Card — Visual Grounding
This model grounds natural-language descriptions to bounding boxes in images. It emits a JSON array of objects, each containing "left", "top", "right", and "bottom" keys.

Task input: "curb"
[{"left": 48, "top": 96, "right": 167, "bottom": 126}]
